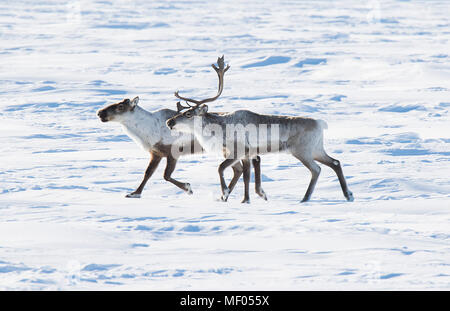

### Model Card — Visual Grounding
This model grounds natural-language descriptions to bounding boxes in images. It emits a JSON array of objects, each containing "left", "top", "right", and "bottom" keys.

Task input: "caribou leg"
[
  {"left": 241, "top": 159, "right": 251, "bottom": 204},
  {"left": 227, "top": 163, "right": 243, "bottom": 194},
  {"left": 126, "top": 152, "right": 162, "bottom": 198},
  {"left": 164, "top": 155, "right": 193, "bottom": 194},
  {"left": 218, "top": 158, "right": 240, "bottom": 201},
  {"left": 294, "top": 155, "right": 321, "bottom": 203},
  {"left": 315, "top": 153, "right": 354, "bottom": 201},
  {"left": 252, "top": 156, "right": 267, "bottom": 200}
]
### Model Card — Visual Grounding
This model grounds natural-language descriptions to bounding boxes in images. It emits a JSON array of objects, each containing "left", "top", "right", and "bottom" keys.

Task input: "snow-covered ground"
[{"left": 1, "top": 0, "right": 449, "bottom": 290}]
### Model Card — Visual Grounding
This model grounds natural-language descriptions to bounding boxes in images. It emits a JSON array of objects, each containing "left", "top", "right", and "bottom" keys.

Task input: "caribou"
[
  {"left": 96, "top": 57, "right": 266, "bottom": 200},
  {"left": 166, "top": 56, "right": 354, "bottom": 203}
]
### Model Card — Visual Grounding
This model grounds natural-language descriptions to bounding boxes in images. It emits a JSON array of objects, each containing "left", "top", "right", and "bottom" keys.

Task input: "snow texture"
[{"left": 0, "top": 0, "right": 449, "bottom": 290}]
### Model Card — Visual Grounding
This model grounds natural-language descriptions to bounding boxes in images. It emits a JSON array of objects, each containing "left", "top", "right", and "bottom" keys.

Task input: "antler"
[
  {"left": 174, "top": 55, "right": 230, "bottom": 106},
  {"left": 176, "top": 101, "right": 194, "bottom": 112}
]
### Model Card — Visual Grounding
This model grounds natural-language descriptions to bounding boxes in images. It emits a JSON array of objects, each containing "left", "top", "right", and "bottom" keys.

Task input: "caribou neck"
[{"left": 119, "top": 106, "right": 161, "bottom": 149}]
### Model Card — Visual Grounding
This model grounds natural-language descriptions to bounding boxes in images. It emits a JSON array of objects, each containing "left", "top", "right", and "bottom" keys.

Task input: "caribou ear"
[
  {"left": 199, "top": 104, "right": 208, "bottom": 115},
  {"left": 130, "top": 96, "right": 139, "bottom": 110}
]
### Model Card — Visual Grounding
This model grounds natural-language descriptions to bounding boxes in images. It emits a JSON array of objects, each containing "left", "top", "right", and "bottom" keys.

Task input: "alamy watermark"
[{"left": 169, "top": 116, "right": 281, "bottom": 160}]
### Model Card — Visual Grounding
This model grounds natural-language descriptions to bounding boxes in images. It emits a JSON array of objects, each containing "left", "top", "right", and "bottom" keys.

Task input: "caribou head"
[
  {"left": 97, "top": 96, "right": 139, "bottom": 122},
  {"left": 166, "top": 55, "right": 229, "bottom": 131}
]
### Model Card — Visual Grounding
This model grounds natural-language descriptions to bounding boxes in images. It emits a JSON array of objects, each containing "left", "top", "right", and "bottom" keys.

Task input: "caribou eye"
[
  {"left": 117, "top": 104, "right": 125, "bottom": 111},
  {"left": 184, "top": 111, "right": 192, "bottom": 118}
]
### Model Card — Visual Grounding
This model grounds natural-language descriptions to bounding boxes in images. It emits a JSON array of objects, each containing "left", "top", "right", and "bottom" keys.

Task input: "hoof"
[
  {"left": 300, "top": 197, "right": 310, "bottom": 203},
  {"left": 185, "top": 183, "right": 193, "bottom": 195},
  {"left": 126, "top": 193, "right": 141, "bottom": 198},
  {"left": 258, "top": 189, "right": 268, "bottom": 201},
  {"left": 346, "top": 191, "right": 354, "bottom": 202},
  {"left": 241, "top": 198, "right": 250, "bottom": 204},
  {"left": 221, "top": 188, "right": 230, "bottom": 202}
]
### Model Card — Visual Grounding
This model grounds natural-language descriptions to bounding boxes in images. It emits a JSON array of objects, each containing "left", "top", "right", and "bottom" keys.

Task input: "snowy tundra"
[{"left": 0, "top": 0, "right": 449, "bottom": 290}]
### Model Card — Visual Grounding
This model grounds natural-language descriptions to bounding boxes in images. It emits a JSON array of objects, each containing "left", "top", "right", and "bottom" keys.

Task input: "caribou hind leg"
[
  {"left": 126, "top": 152, "right": 162, "bottom": 198},
  {"left": 315, "top": 152, "right": 354, "bottom": 201},
  {"left": 164, "top": 155, "right": 193, "bottom": 194}
]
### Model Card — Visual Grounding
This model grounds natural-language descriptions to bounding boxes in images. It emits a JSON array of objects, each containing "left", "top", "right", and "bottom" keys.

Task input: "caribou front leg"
[
  {"left": 225, "top": 159, "right": 268, "bottom": 201},
  {"left": 241, "top": 159, "right": 251, "bottom": 204},
  {"left": 126, "top": 152, "right": 162, "bottom": 198},
  {"left": 218, "top": 158, "right": 240, "bottom": 201},
  {"left": 226, "top": 162, "right": 243, "bottom": 194}
]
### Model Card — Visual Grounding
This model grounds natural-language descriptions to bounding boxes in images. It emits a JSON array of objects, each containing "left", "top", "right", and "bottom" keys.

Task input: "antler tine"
[
  {"left": 212, "top": 55, "right": 230, "bottom": 73},
  {"left": 174, "top": 56, "right": 229, "bottom": 106},
  {"left": 176, "top": 101, "right": 195, "bottom": 112},
  {"left": 174, "top": 91, "right": 202, "bottom": 105}
]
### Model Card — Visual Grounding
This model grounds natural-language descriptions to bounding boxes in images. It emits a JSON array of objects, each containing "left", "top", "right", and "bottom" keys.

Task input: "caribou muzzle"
[{"left": 97, "top": 109, "right": 108, "bottom": 122}]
